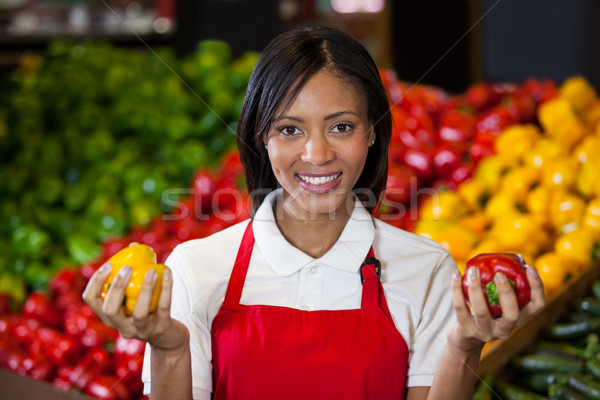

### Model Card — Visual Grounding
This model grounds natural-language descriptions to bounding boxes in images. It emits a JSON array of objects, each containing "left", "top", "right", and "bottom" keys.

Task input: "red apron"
[{"left": 211, "top": 220, "right": 409, "bottom": 399}]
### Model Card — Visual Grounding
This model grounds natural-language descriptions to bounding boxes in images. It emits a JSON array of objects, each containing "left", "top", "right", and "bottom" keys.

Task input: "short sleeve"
[
  {"left": 141, "top": 247, "right": 214, "bottom": 400},
  {"left": 406, "top": 254, "right": 458, "bottom": 387}
]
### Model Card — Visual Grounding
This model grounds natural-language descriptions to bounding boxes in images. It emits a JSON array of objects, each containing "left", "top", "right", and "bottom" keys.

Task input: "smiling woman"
[{"left": 82, "top": 26, "right": 547, "bottom": 400}]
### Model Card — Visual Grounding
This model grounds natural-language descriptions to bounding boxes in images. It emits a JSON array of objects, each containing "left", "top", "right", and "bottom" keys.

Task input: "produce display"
[
  {"left": 472, "top": 279, "right": 600, "bottom": 399},
  {"left": 1, "top": 37, "right": 600, "bottom": 399},
  {"left": 0, "top": 40, "right": 259, "bottom": 297}
]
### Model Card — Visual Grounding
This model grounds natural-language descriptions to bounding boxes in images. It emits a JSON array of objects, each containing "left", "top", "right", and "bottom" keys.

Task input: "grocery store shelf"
[{"left": 0, "top": 367, "right": 94, "bottom": 400}]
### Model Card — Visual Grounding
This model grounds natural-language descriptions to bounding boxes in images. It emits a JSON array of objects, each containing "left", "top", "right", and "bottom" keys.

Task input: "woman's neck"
[{"left": 273, "top": 195, "right": 354, "bottom": 259}]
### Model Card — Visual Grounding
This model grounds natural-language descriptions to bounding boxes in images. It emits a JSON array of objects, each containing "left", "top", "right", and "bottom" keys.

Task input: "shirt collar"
[{"left": 252, "top": 189, "right": 376, "bottom": 276}]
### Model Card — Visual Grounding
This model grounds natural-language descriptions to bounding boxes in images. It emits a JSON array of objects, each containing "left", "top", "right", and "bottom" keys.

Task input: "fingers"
[
  {"left": 131, "top": 269, "right": 157, "bottom": 324},
  {"left": 494, "top": 272, "right": 519, "bottom": 336},
  {"left": 451, "top": 270, "right": 472, "bottom": 323},
  {"left": 466, "top": 267, "right": 490, "bottom": 320},
  {"left": 156, "top": 268, "right": 173, "bottom": 320},
  {"left": 102, "top": 265, "right": 132, "bottom": 322},
  {"left": 526, "top": 265, "right": 546, "bottom": 309},
  {"left": 516, "top": 266, "right": 547, "bottom": 326},
  {"left": 82, "top": 262, "right": 112, "bottom": 310}
]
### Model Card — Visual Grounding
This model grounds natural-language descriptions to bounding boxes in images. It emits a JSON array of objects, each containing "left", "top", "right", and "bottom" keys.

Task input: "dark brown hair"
[{"left": 237, "top": 26, "right": 391, "bottom": 213}]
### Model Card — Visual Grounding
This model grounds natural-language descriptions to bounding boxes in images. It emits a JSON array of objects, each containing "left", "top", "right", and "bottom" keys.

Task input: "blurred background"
[{"left": 2, "top": 0, "right": 599, "bottom": 91}]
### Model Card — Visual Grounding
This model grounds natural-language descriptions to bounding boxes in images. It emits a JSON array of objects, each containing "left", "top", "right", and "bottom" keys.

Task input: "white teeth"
[{"left": 298, "top": 173, "right": 340, "bottom": 185}]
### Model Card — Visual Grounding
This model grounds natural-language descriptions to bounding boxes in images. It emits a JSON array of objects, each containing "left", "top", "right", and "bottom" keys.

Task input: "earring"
[
  {"left": 264, "top": 144, "right": 268, "bottom": 150},
  {"left": 371, "top": 139, "right": 375, "bottom": 145}
]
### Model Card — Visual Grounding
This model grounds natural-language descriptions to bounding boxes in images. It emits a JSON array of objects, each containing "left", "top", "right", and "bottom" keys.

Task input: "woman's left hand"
[{"left": 448, "top": 265, "right": 546, "bottom": 353}]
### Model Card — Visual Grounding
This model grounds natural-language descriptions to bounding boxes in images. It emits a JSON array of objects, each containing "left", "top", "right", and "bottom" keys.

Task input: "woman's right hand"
[{"left": 82, "top": 261, "right": 189, "bottom": 352}]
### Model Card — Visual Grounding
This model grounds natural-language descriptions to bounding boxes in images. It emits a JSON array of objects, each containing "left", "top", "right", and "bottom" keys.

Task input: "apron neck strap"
[{"left": 223, "top": 220, "right": 255, "bottom": 305}]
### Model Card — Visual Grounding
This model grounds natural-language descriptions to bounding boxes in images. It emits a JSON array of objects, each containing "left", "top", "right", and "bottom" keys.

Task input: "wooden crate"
[{"left": 0, "top": 367, "right": 94, "bottom": 400}]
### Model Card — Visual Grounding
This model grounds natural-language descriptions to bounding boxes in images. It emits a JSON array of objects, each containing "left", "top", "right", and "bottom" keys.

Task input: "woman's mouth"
[
  {"left": 295, "top": 172, "right": 342, "bottom": 194},
  {"left": 297, "top": 173, "right": 341, "bottom": 185}
]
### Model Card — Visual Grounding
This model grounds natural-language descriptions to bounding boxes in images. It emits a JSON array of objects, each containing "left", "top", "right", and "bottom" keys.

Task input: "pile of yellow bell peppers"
[{"left": 416, "top": 77, "right": 600, "bottom": 297}]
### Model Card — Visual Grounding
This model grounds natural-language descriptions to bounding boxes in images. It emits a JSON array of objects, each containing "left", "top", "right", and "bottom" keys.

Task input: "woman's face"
[{"left": 264, "top": 70, "right": 374, "bottom": 221}]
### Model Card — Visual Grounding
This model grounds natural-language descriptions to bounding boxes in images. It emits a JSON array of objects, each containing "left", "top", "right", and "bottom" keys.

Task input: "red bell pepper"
[
  {"left": 45, "top": 335, "right": 79, "bottom": 366},
  {"left": 22, "top": 352, "right": 54, "bottom": 381},
  {"left": 464, "top": 82, "right": 504, "bottom": 111},
  {"left": 437, "top": 109, "right": 476, "bottom": 152},
  {"left": 69, "top": 347, "right": 111, "bottom": 389},
  {"left": 85, "top": 374, "right": 130, "bottom": 400},
  {"left": 384, "top": 164, "right": 417, "bottom": 207},
  {"left": 193, "top": 168, "right": 217, "bottom": 215},
  {"left": 432, "top": 144, "right": 463, "bottom": 180},
  {"left": 23, "top": 292, "right": 61, "bottom": 328},
  {"left": 402, "top": 145, "right": 435, "bottom": 184},
  {"left": 53, "top": 366, "right": 75, "bottom": 391},
  {"left": 462, "top": 253, "right": 531, "bottom": 318},
  {"left": 49, "top": 268, "right": 87, "bottom": 298},
  {"left": 114, "top": 334, "right": 146, "bottom": 392}
]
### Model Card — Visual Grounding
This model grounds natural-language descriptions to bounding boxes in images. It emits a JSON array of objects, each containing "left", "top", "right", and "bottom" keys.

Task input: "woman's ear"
[{"left": 368, "top": 130, "right": 376, "bottom": 147}]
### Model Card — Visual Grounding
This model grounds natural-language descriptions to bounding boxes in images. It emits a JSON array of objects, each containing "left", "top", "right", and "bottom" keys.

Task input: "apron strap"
[
  {"left": 360, "top": 248, "right": 394, "bottom": 319},
  {"left": 223, "top": 220, "right": 255, "bottom": 305}
]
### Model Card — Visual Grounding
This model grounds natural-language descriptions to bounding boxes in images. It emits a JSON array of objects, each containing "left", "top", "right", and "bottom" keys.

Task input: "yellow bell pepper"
[
  {"left": 489, "top": 211, "right": 550, "bottom": 256},
  {"left": 574, "top": 134, "right": 600, "bottom": 164},
  {"left": 541, "top": 155, "right": 579, "bottom": 191},
  {"left": 468, "top": 237, "right": 504, "bottom": 260},
  {"left": 483, "top": 190, "right": 522, "bottom": 221},
  {"left": 495, "top": 124, "right": 542, "bottom": 162},
  {"left": 526, "top": 186, "right": 553, "bottom": 228},
  {"left": 538, "top": 97, "right": 587, "bottom": 150},
  {"left": 538, "top": 97, "right": 579, "bottom": 132},
  {"left": 459, "top": 212, "right": 492, "bottom": 240},
  {"left": 100, "top": 244, "right": 166, "bottom": 316},
  {"left": 456, "top": 261, "right": 466, "bottom": 275},
  {"left": 576, "top": 157, "right": 600, "bottom": 199},
  {"left": 549, "top": 189, "right": 586, "bottom": 234},
  {"left": 457, "top": 180, "right": 489, "bottom": 212},
  {"left": 434, "top": 223, "right": 478, "bottom": 263},
  {"left": 552, "top": 119, "right": 588, "bottom": 151},
  {"left": 583, "top": 102, "right": 600, "bottom": 128},
  {"left": 414, "top": 219, "right": 447, "bottom": 241},
  {"left": 534, "top": 252, "right": 578, "bottom": 297},
  {"left": 522, "top": 138, "right": 566, "bottom": 170},
  {"left": 560, "top": 76, "right": 597, "bottom": 114},
  {"left": 582, "top": 199, "right": 600, "bottom": 236},
  {"left": 474, "top": 155, "right": 513, "bottom": 193},
  {"left": 500, "top": 166, "right": 541, "bottom": 203},
  {"left": 418, "top": 191, "right": 469, "bottom": 222},
  {"left": 554, "top": 228, "right": 600, "bottom": 269}
]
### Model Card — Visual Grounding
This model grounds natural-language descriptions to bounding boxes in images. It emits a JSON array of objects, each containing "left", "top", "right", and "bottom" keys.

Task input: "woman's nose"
[{"left": 301, "top": 133, "right": 335, "bottom": 165}]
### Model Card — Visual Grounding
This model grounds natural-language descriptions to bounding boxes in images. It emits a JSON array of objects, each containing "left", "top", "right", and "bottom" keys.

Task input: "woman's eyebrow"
[
  {"left": 324, "top": 110, "right": 359, "bottom": 120},
  {"left": 276, "top": 110, "right": 359, "bottom": 124},
  {"left": 277, "top": 115, "right": 304, "bottom": 123}
]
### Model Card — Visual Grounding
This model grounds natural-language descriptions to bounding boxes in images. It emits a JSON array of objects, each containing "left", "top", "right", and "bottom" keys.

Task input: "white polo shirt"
[{"left": 142, "top": 189, "right": 458, "bottom": 399}]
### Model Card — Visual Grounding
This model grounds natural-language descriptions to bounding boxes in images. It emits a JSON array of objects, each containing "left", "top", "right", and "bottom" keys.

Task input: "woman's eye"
[
  {"left": 331, "top": 123, "right": 352, "bottom": 133},
  {"left": 280, "top": 126, "right": 301, "bottom": 136}
]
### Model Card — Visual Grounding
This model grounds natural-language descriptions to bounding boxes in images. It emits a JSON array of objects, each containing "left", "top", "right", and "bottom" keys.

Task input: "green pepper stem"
[{"left": 484, "top": 278, "right": 515, "bottom": 305}]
